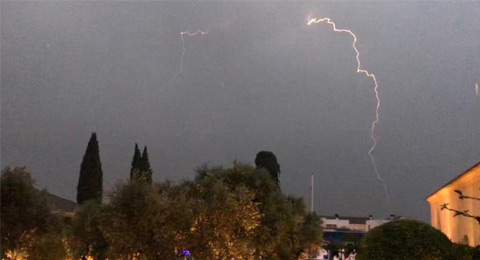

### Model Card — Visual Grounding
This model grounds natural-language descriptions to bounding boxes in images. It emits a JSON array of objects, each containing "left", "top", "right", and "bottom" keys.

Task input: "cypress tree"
[
  {"left": 130, "top": 143, "right": 141, "bottom": 181},
  {"left": 255, "top": 151, "right": 281, "bottom": 189},
  {"left": 139, "top": 146, "right": 152, "bottom": 184},
  {"left": 77, "top": 133, "right": 103, "bottom": 204}
]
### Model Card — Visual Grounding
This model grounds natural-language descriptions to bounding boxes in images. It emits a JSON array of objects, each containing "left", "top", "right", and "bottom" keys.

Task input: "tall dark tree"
[
  {"left": 77, "top": 133, "right": 103, "bottom": 204},
  {"left": 139, "top": 146, "right": 152, "bottom": 183},
  {"left": 255, "top": 151, "right": 281, "bottom": 188},
  {"left": 130, "top": 143, "right": 141, "bottom": 181}
]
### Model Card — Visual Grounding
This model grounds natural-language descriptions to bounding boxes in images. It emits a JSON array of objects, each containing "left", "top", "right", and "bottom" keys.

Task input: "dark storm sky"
[{"left": 1, "top": 1, "right": 479, "bottom": 222}]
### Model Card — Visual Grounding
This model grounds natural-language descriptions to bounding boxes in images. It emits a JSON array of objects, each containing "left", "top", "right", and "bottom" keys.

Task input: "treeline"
[
  {"left": 1, "top": 133, "right": 323, "bottom": 260},
  {"left": 77, "top": 133, "right": 153, "bottom": 205}
]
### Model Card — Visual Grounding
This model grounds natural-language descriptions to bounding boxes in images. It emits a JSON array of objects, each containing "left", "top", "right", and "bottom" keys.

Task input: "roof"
[
  {"left": 44, "top": 192, "right": 77, "bottom": 213},
  {"left": 322, "top": 216, "right": 370, "bottom": 224},
  {"left": 426, "top": 161, "right": 480, "bottom": 200}
]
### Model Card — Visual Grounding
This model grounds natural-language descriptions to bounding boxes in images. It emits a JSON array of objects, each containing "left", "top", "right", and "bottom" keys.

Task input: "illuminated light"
[
  {"left": 475, "top": 83, "right": 478, "bottom": 96},
  {"left": 6, "top": 250, "right": 27, "bottom": 260},
  {"left": 173, "top": 29, "right": 210, "bottom": 80},
  {"left": 426, "top": 160, "right": 480, "bottom": 246},
  {"left": 307, "top": 17, "right": 390, "bottom": 201}
]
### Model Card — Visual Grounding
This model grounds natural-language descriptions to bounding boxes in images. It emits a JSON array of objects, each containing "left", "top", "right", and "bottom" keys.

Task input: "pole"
[{"left": 311, "top": 173, "right": 314, "bottom": 212}]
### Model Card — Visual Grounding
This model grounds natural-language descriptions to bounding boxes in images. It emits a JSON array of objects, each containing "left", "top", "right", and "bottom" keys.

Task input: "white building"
[
  {"left": 312, "top": 214, "right": 401, "bottom": 260},
  {"left": 321, "top": 214, "right": 398, "bottom": 232}
]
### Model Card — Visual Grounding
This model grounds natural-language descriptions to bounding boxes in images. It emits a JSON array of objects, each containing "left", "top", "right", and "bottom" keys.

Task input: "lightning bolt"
[
  {"left": 173, "top": 29, "right": 209, "bottom": 80},
  {"left": 308, "top": 17, "right": 390, "bottom": 202}
]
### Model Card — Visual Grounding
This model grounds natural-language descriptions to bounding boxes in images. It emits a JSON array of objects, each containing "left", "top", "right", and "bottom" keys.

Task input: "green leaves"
[
  {"left": 2, "top": 158, "right": 323, "bottom": 260},
  {"left": 357, "top": 220, "right": 454, "bottom": 260},
  {"left": 192, "top": 163, "right": 323, "bottom": 260}
]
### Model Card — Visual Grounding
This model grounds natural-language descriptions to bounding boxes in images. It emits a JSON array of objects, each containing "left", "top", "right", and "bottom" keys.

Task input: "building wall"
[
  {"left": 365, "top": 219, "right": 390, "bottom": 231},
  {"left": 349, "top": 223, "right": 366, "bottom": 231},
  {"left": 427, "top": 163, "right": 480, "bottom": 246},
  {"left": 321, "top": 217, "right": 393, "bottom": 232},
  {"left": 322, "top": 218, "right": 350, "bottom": 230}
]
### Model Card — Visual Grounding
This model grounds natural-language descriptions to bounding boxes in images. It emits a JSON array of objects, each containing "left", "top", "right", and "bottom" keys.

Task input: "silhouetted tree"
[
  {"left": 138, "top": 146, "right": 152, "bottom": 183},
  {"left": 77, "top": 133, "right": 103, "bottom": 204},
  {"left": 255, "top": 151, "right": 281, "bottom": 188},
  {"left": 130, "top": 143, "right": 141, "bottom": 181},
  {"left": 71, "top": 201, "right": 108, "bottom": 260}
]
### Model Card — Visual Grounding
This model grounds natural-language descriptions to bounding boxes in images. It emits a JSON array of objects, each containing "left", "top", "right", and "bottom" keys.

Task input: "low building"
[
  {"left": 322, "top": 214, "right": 398, "bottom": 232},
  {"left": 316, "top": 214, "right": 400, "bottom": 260},
  {"left": 426, "top": 161, "right": 480, "bottom": 247}
]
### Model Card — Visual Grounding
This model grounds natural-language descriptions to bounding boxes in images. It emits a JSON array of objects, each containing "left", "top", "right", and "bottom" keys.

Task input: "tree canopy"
[
  {"left": 194, "top": 162, "right": 323, "bottom": 259},
  {"left": 77, "top": 133, "right": 103, "bottom": 204},
  {"left": 3, "top": 150, "right": 322, "bottom": 260},
  {"left": 357, "top": 219, "right": 454, "bottom": 260},
  {"left": 130, "top": 144, "right": 153, "bottom": 183},
  {"left": 1, "top": 167, "right": 67, "bottom": 260},
  {"left": 255, "top": 151, "right": 281, "bottom": 188}
]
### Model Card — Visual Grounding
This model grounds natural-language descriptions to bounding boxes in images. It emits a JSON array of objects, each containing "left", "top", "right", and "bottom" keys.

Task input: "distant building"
[
  {"left": 315, "top": 214, "right": 401, "bottom": 260},
  {"left": 322, "top": 214, "right": 398, "bottom": 233},
  {"left": 426, "top": 161, "right": 480, "bottom": 247}
]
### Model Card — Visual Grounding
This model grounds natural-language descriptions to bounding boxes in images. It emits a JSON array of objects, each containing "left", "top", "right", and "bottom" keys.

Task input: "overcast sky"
[{"left": 2, "top": 1, "right": 479, "bottom": 222}]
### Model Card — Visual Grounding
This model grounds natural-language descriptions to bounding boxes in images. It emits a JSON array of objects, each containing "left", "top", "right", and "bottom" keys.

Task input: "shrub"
[{"left": 357, "top": 219, "right": 453, "bottom": 260}]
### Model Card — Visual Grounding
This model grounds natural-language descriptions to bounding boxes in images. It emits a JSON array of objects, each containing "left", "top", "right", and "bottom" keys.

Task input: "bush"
[
  {"left": 451, "top": 243, "right": 476, "bottom": 260},
  {"left": 357, "top": 219, "right": 453, "bottom": 260},
  {"left": 1, "top": 167, "right": 67, "bottom": 259}
]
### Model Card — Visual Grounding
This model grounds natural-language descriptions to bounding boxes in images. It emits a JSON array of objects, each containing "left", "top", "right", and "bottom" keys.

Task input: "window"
[{"left": 326, "top": 224, "right": 337, "bottom": 229}]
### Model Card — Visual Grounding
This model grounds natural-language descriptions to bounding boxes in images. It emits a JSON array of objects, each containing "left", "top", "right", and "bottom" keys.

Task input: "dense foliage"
[
  {"left": 72, "top": 163, "right": 323, "bottom": 260},
  {"left": 2, "top": 151, "right": 323, "bottom": 259},
  {"left": 184, "top": 176, "right": 261, "bottom": 259},
  {"left": 450, "top": 243, "right": 480, "bottom": 260},
  {"left": 195, "top": 163, "right": 323, "bottom": 259},
  {"left": 7, "top": 153, "right": 480, "bottom": 260},
  {"left": 99, "top": 180, "right": 191, "bottom": 259},
  {"left": 357, "top": 219, "right": 454, "bottom": 260},
  {"left": 69, "top": 201, "right": 108, "bottom": 260},
  {"left": 1, "top": 167, "right": 67, "bottom": 260}
]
